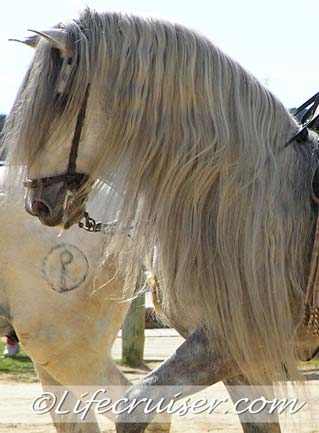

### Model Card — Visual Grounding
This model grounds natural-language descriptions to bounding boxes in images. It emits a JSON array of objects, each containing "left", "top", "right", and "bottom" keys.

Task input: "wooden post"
[{"left": 122, "top": 283, "right": 145, "bottom": 367}]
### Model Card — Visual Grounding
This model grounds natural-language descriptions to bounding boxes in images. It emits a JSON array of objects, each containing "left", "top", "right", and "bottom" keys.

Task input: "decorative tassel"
[{"left": 147, "top": 275, "right": 164, "bottom": 316}]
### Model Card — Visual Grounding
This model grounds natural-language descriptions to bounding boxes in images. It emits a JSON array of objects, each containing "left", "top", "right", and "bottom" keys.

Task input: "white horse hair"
[{"left": 3, "top": 8, "right": 319, "bottom": 387}]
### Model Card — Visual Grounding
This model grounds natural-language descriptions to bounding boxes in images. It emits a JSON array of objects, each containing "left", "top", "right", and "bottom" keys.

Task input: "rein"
[{"left": 286, "top": 92, "right": 319, "bottom": 146}]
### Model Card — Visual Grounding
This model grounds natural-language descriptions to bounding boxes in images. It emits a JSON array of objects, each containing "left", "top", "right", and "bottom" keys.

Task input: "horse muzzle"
[
  {"left": 27, "top": 198, "right": 59, "bottom": 226},
  {"left": 25, "top": 179, "right": 87, "bottom": 228}
]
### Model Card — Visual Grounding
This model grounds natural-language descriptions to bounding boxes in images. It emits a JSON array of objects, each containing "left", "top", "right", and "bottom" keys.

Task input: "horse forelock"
[
  {"left": 3, "top": 8, "right": 318, "bottom": 385},
  {"left": 2, "top": 18, "right": 91, "bottom": 169}
]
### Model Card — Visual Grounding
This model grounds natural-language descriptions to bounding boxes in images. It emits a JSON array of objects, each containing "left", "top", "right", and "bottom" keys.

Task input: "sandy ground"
[
  {"left": 0, "top": 364, "right": 318, "bottom": 433},
  {"left": 1, "top": 330, "right": 318, "bottom": 432}
]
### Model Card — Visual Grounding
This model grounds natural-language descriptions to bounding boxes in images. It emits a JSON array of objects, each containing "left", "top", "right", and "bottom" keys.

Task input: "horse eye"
[{"left": 67, "top": 57, "right": 73, "bottom": 65}]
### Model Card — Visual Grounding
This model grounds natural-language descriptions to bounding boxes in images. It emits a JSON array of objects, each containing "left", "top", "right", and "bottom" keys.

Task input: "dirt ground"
[{"left": 0, "top": 364, "right": 318, "bottom": 433}]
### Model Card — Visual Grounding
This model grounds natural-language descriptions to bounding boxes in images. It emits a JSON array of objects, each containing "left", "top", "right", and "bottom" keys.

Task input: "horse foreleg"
[
  {"left": 35, "top": 363, "right": 101, "bottom": 433},
  {"left": 115, "top": 328, "right": 235, "bottom": 433},
  {"left": 224, "top": 376, "right": 281, "bottom": 433}
]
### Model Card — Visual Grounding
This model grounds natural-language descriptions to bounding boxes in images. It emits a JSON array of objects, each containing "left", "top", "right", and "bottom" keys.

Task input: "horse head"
[{"left": 4, "top": 26, "right": 96, "bottom": 228}]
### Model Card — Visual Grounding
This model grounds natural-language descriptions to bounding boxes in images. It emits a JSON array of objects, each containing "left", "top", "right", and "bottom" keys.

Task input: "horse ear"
[
  {"left": 9, "top": 35, "right": 39, "bottom": 48},
  {"left": 27, "top": 29, "right": 70, "bottom": 56}
]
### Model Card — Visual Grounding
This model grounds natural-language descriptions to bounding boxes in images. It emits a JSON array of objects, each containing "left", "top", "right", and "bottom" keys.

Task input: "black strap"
[
  {"left": 285, "top": 91, "right": 319, "bottom": 147},
  {"left": 293, "top": 92, "right": 319, "bottom": 121},
  {"left": 67, "top": 85, "right": 90, "bottom": 174}
]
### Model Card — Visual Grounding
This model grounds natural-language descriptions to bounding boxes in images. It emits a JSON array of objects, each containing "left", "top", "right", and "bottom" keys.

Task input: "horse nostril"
[{"left": 33, "top": 200, "right": 51, "bottom": 218}]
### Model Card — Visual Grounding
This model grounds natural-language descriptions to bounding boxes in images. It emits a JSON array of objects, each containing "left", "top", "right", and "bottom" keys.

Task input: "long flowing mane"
[{"left": 3, "top": 8, "right": 318, "bottom": 383}]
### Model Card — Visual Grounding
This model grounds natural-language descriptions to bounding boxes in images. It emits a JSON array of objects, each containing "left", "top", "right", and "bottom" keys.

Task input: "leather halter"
[
  {"left": 23, "top": 85, "right": 90, "bottom": 193},
  {"left": 22, "top": 85, "right": 100, "bottom": 231},
  {"left": 22, "top": 84, "right": 111, "bottom": 233}
]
